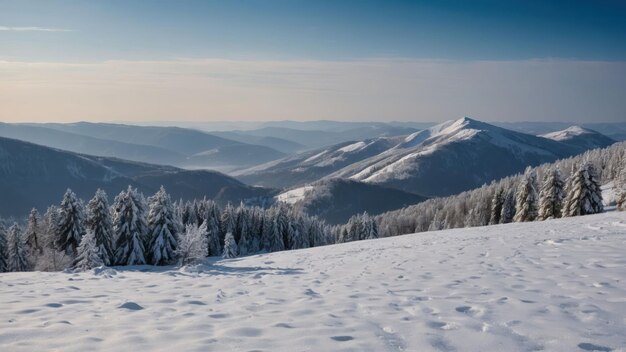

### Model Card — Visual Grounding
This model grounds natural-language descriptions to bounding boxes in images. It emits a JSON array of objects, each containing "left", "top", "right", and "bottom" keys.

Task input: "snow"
[
  {"left": 2, "top": 212, "right": 626, "bottom": 351},
  {"left": 338, "top": 141, "right": 366, "bottom": 153},
  {"left": 542, "top": 126, "right": 590, "bottom": 141},
  {"left": 275, "top": 186, "right": 314, "bottom": 204}
]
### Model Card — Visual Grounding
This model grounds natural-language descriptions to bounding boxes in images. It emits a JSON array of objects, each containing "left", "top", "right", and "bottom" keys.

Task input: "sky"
[{"left": 1, "top": 0, "right": 625, "bottom": 123}]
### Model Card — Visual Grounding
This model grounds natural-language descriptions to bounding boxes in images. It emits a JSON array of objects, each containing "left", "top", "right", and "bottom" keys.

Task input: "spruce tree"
[
  {"left": 514, "top": 169, "right": 539, "bottom": 222},
  {"left": 563, "top": 162, "right": 604, "bottom": 216},
  {"left": 147, "top": 186, "right": 181, "bottom": 265},
  {"left": 7, "top": 223, "right": 29, "bottom": 272},
  {"left": 222, "top": 232, "right": 238, "bottom": 259},
  {"left": 205, "top": 203, "right": 222, "bottom": 256},
  {"left": 85, "top": 189, "right": 115, "bottom": 265},
  {"left": 0, "top": 224, "right": 8, "bottom": 272},
  {"left": 73, "top": 230, "right": 104, "bottom": 271},
  {"left": 489, "top": 188, "right": 504, "bottom": 225},
  {"left": 537, "top": 168, "right": 565, "bottom": 220},
  {"left": 55, "top": 189, "right": 86, "bottom": 255},
  {"left": 500, "top": 189, "right": 516, "bottom": 224},
  {"left": 25, "top": 208, "right": 42, "bottom": 255},
  {"left": 113, "top": 186, "right": 148, "bottom": 266},
  {"left": 616, "top": 166, "right": 626, "bottom": 211}
]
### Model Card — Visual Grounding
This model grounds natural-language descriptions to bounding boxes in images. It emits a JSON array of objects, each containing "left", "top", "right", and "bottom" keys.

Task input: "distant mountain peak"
[{"left": 541, "top": 125, "right": 601, "bottom": 141}]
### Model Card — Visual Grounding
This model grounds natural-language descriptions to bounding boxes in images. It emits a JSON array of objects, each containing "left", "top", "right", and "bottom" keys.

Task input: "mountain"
[
  {"left": 276, "top": 178, "right": 427, "bottom": 224},
  {"left": 11, "top": 122, "right": 286, "bottom": 170},
  {"left": 0, "top": 137, "right": 275, "bottom": 218},
  {"left": 495, "top": 121, "right": 626, "bottom": 141},
  {"left": 236, "top": 137, "right": 401, "bottom": 188},
  {"left": 209, "top": 131, "right": 306, "bottom": 153},
  {"left": 540, "top": 126, "right": 615, "bottom": 151},
  {"left": 241, "top": 117, "right": 606, "bottom": 197}
]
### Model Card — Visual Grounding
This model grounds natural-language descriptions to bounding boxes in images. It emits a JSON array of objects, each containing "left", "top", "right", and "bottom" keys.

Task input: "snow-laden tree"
[
  {"left": 563, "top": 162, "right": 604, "bottom": 216},
  {"left": 35, "top": 206, "right": 72, "bottom": 271},
  {"left": 85, "top": 189, "right": 114, "bottom": 266},
  {"left": 0, "top": 224, "right": 8, "bottom": 272},
  {"left": 616, "top": 166, "right": 626, "bottom": 211},
  {"left": 25, "top": 208, "right": 42, "bottom": 256},
  {"left": 176, "top": 223, "right": 208, "bottom": 266},
  {"left": 238, "top": 215, "right": 250, "bottom": 256},
  {"left": 262, "top": 217, "right": 284, "bottom": 252},
  {"left": 55, "top": 189, "right": 86, "bottom": 255},
  {"left": 113, "top": 186, "right": 149, "bottom": 266},
  {"left": 537, "top": 168, "right": 565, "bottom": 220},
  {"left": 7, "top": 223, "right": 29, "bottom": 272},
  {"left": 500, "top": 188, "right": 516, "bottom": 224},
  {"left": 204, "top": 203, "right": 222, "bottom": 256},
  {"left": 220, "top": 204, "right": 236, "bottom": 242},
  {"left": 147, "top": 186, "right": 181, "bottom": 265},
  {"left": 514, "top": 169, "right": 539, "bottom": 222},
  {"left": 489, "top": 188, "right": 504, "bottom": 225},
  {"left": 222, "top": 232, "right": 238, "bottom": 259},
  {"left": 73, "top": 230, "right": 104, "bottom": 271}
]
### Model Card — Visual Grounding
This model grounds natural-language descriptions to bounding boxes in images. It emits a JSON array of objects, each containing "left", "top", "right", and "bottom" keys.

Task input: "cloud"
[
  {"left": 0, "top": 58, "right": 624, "bottom": 123},
  {"left": 0, "top": 26, "right": 72, "bottom": 32}
]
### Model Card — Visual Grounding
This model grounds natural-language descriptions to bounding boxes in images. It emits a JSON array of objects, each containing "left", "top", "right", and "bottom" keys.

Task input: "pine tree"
[
  {"left": 563, "top": 162, "right": 604, "bottom": 216},
  {"left": 176, "top": 223, "right": 208, "bottom": 266},
  {"left": 25, "top": 208, "right": 42, "bottom": 255},
  {"left": 7, "top": 223, "right": 29, "bottom": 272},
  {"left": 55, "top": 189, "right": 86, "bottom": 255},
  {"left": 113, "top": 186, "right": 148, "bottom": 266},
  {"left": 489, "top": 188, "right": 504, "bottom": 225},
  {"left": 85, "top": 189, "right": 115, "bottom": 266},
  {"left": 73, "top": 230, "right": 104, "bottom": 271},
  {"left": 500, "top": 189, "right": 516, "bottom": 224},
  {"left": 147, "top": 186, "right": 181, "bottom": 265},
  {"left": 514, "top": 169, "right": 539, "bottom": 222},
  {"left": 0, "top": 224, "right": 8, "bottom": 272},
  {"left": 222, "top": 232, "right": 238, "bottom": 259},
  {"left": 537, "top": 168, "right": 565, "bottom": 220}
]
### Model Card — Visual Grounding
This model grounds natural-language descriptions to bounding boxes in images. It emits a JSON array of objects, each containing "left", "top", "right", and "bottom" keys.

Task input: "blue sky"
[
  {"left": 2, "top": 0, "right": 626, "bottom": 61},
  {"left": 1, "top": 0, "right": 625, "bottom": 123}
]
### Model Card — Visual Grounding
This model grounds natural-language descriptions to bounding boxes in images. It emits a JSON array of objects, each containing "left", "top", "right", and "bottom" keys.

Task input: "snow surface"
[
  {"left": 275, "top": 186, "right": 314, "bottom": 204},
  {"left": 2, "top": 212, "right": 626, "bottom": 351},
  {"left": 542, "top": 126, "right": 591, "bottom": 141}
]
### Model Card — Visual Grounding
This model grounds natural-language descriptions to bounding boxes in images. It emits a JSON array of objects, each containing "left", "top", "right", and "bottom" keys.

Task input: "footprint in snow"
[
  {"left": 331, "top": 336, "right": 354, "bottom": 342},
  {"left": 578, "top": 342, "right": 612, "bottom": 351},
  {"left": 118, "top": 302, "right": 143, "bottom": 311}
]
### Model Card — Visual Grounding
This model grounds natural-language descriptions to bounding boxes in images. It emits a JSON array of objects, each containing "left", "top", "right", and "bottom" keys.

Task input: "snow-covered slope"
[
  {"left": 275, "top": 179, "right": 427, "bottom": 224},
  {"left": 2, "top": 212, "right": 625, "bottom": 351},
  {"left": 541, "top": 126, "right": 615, "bottom": 151},
  {"left": 240, "top": 118, "right": 599, "bottom": 196}
]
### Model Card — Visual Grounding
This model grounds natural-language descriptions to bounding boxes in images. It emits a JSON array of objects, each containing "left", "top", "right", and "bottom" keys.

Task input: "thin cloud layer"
[
  {"left": 1, "top": 58, "right": 624, "bottom": 123},
  {"left": 0, "top": 26, "right": 72, "bottom": 32}
]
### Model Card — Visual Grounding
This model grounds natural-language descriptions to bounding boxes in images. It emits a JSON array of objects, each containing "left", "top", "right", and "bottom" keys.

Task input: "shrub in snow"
[
  {"left": 113, "top": 186, "right": 148, "bottom": 266},
  {"left": 514, "top": 168, "right": 539, "bottom": 222},
  {"left": 222, "top": 232, "right": 238, "bottom": 259},
  {"left": 176, "top": 223, "right": 208, "bottom": 266},
  {"left": 85, "top": 189, "right": 115, "bottom": 266},
  {"left": 7, "top": 223, "right": 29, "bottom": 272},
  {"left": 73, "top": 230, "right": 104, "bottom": 271},
  {"left": 563, "top": 162, "right": 603, "bottom": 216},
  {"left": 55, "top": 189, "right": 86, "bottom": 256},
  {"left": 538, "top": 168, "right": 565, "bottom": 220},
  {"left": 147, "top": 186, "right": 181, "bottom": 265}
]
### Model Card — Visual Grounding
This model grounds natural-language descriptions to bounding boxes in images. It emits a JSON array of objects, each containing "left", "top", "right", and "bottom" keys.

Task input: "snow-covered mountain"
[
  {"left": 2, "top": 211, "right": 624, "bottom": 351},
  {"left": 4, "top": 122, "right": 286, "bottom": 170},
  {"left": 0, "top": 136, "right": 275, "bottom": 217},
  {"left": 275, "top": 178, "right": 427, "bottom": 224},
  {"left": 241, "top": 117, "right": 607, "bottom": 197},
  {"left": 540, "top": 125, "right": 615, "bottom": 150}
]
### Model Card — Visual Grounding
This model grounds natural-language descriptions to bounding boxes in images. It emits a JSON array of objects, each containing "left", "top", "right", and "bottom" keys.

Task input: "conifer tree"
[
  {"left": 222, "top": 232, "right": 238, "bottom": 259},
  {"left": 85, "top": 189, "right": 115, "bottom": 265},
  {"left": 537, "top": 168, "right": 565, "bottom": 220},
  {"left": 113, "top": 186, "right": 148, "bottom": 265},
  {"left": 500, "top": 189, "right": 516, "bottom": 224},
  {"left": 489, "top": 188, "right": 504, "bottom": 225},
  {"left": 147, "top": 186, "right": 181, "bottom": 265},
  {"left": 25, "top": 208, "right": 42, "bottom": 255},
  {"left": 616, "top": 166, "right": 626, "bottom": 211},
  {"left": 563, "top": 162, "right": 604, "bottom": 216},
  {"left": 205, "top": 203, "right": 222, "bottom": 256},
  {"left": 7, "top": 223, "right": 29, "bottom": 272},
  {"left": 514, "top": 169, "right": 539, "bottom": 222},
  {"left": 55, "top": 189, "right": 86, "bottom": 255},
  {"left": 0, "top": 224, "right": 8, "bottom": 272},
  {"left": 73, "top": 230, "right": 104, "bottom": 271}
]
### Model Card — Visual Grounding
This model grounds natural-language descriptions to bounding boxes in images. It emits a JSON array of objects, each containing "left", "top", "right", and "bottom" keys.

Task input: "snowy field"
[{"left": 1, "top": 212, "right": 626, "bottom": 351}]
